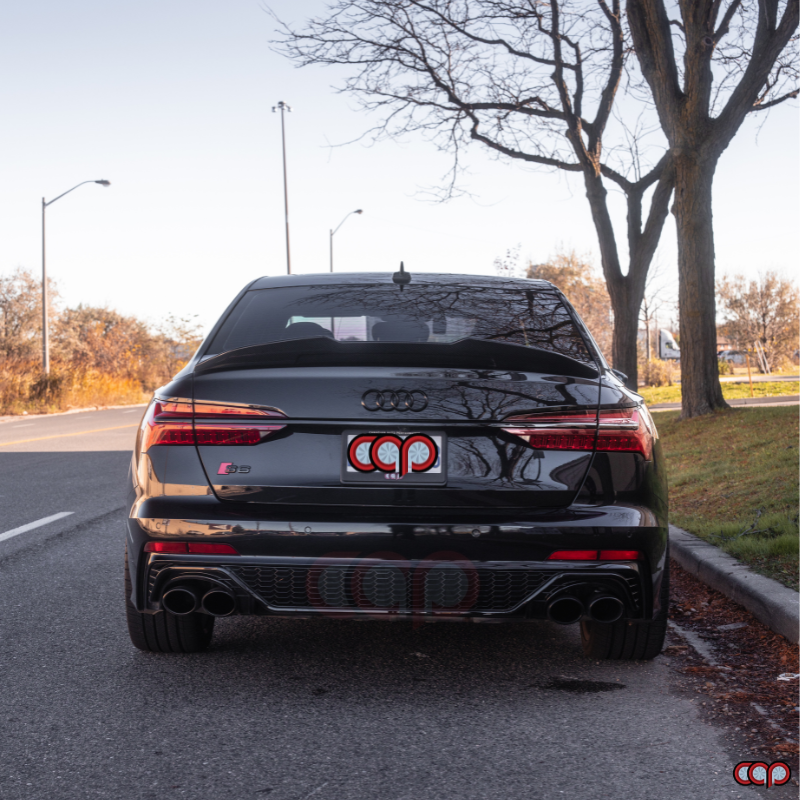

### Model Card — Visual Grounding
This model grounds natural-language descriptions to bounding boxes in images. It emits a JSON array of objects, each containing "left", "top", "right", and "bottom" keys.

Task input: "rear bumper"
[
  {"left": 126, "top": 502, "right": 667, "bottom": 621},
  {"left": 141, "top": 553, "right": 646, "bottom": 622}
]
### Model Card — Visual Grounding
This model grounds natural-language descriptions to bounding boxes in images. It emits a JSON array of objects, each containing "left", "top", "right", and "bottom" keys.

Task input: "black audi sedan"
[{"left": 125, "top": 271, "right": 668, "bottom": 659}]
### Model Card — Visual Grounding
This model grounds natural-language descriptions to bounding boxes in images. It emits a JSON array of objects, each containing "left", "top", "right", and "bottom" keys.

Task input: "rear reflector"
[
  {"left": 141, "top": 398, "right": 286, "bottom": 451},
  {"left": 144, "top": 541, "right": 188, "bottom": 554},
  {"left": 599, "top": 550, "right": 641, "bottom": 561},
  {"left": 503, "top": 406, "right": 655, "bottom": 459},
  {"left": 547, "top": 550, "right": 598, "bottom": 561},
  {"left": 187, "top": 542, "right": 240, "bottom": 555},
  {"left": 144, "top": 541, "right": 240, "bottom": 555},
  {"left": 547, "top": 549, "right": 641, "bottom": 561}
]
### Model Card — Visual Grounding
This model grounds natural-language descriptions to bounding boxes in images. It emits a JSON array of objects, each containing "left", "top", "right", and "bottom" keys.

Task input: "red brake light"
[
  {"left": 140, "top": 398, "right": 286, "bottom": 451},
  {"left": 547, "top": 550, "right": 599, "bottom": 560}
]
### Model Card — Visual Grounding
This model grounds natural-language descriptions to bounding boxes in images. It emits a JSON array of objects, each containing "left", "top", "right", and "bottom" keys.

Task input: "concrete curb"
[{"left": 669, "top": 524, "right": 799, "bottom": 644}]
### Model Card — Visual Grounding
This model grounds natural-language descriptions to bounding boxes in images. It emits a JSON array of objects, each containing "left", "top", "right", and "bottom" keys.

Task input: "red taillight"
[
  {"left": 548, "top": 550, "right": 598, "bottom": 560},
  {"left": 144, "top": 541, "right": 240, "bottom": 555},
  {"left": 195, "top": 424, "right": 280, "bottom": 445},
  {"left": 526, "top": 432, "right": 595, "bottom": 450},
  {"left": 597, "top": 409, "right": 654, "bottom": 459},
  {"left": 502, "top": 405, "right": 655, "bottom": 459},
  {"left": 503, "top": 412, "right": 597, "bottom": 453},
  {"left": 193, "top": 403, "right": 283, "bottom": 418},
  {"left": 547, "top": 549, "right": 641, "bottom": 561},
  {"left": 140, "top": 398, "right": 286, "bottom": 451}
]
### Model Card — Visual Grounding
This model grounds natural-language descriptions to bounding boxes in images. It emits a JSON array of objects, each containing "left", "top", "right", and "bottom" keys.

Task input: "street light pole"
[
  {"left": 272, "top": 101, "right": 292, "bottom": 275},
  {"left": 41, "top": 179, "right": 111, "bottom": 374},
  {"left": 329, "top": 209, "right": 363, "bottom": 272}
]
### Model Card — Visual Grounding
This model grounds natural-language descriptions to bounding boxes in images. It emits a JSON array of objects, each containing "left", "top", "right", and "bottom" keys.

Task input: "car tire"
[
  {"left": 580, "top": 553, "right": 669, "bottom": 661},
  {"left": 124, "top": 545, "right": 214, "bottom": 653}
]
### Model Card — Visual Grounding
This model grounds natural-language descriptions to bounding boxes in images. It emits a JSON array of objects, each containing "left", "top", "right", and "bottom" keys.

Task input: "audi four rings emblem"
[{"left": 361, "top": 389, "right": 428, "bottom": 412}]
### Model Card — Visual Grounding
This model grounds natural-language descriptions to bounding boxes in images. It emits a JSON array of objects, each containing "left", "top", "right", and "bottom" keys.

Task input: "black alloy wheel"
[
  {"left": 580, "top": 553, "right": 669, "bottom": 661},
  {"left": 124, "top": 546, "right": 214, "bottom": 653}
]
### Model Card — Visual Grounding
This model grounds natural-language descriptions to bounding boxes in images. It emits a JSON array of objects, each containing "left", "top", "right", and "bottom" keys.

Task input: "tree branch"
[{"left": 751, "top": 87, "right": 800, "bottom": 110}]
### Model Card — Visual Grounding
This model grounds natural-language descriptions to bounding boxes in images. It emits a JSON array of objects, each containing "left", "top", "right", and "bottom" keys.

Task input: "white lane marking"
[
  {"left": 11, "top": 424, "right": 35, "bottom": 428},
  {"left": 121, "top": 410, "right": 141, "bottom": 413},
  {"left": 0, "top": 512, "right": 75, "bottom": 543}
]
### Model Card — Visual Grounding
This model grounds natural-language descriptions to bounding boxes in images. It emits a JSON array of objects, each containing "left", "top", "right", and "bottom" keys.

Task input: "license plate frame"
[{"left": 341, "top": 430, "right": 447, "bottom": 485}]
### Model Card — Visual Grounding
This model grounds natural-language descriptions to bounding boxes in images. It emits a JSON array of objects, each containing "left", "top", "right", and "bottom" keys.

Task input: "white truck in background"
[{"left": 659, "top": 329, "right": 680, "bottom": 360}]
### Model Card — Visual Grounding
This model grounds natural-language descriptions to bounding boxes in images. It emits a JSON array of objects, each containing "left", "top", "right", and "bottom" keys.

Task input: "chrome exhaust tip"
[
  {"left": 547, "top": 595, "right": 584, "bottom": 625},
  {"left": 162, "top": 585, "right": 200, "bottom": 615},
  {"left": 588, "top": 595, "right": 624, "bottom": 623},
  {"left": 201, "top": 588, "right": 236, "bottom": 617}
]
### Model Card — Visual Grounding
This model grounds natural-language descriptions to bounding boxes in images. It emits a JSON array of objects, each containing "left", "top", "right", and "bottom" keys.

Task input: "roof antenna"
[{"left": 392, "top": 261, "right": 411, "bottom": 290}]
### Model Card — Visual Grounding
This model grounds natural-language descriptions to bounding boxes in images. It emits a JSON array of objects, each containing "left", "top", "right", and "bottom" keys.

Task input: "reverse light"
[
  {"left": 140, "top": 398, "right": 286, "bottom": 451},
  {"left": 502, "top": 406, "right": 655, "bottom": 459},
  {"left": 144, "top": 541, "right": 240, "bottom": 555}
]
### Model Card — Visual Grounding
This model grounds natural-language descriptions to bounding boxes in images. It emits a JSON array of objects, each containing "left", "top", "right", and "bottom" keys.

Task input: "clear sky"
[{"left": 1, "top": 0, "right": 797, "bottom": 336}]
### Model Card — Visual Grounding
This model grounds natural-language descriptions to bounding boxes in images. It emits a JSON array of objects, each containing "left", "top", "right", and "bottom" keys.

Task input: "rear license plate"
[{"left": 341, "top": 431, "right": 446, "bottom": 485}]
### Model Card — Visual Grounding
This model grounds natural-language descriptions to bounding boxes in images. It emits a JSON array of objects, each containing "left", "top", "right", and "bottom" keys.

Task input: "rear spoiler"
[{"left": 194, "top": 337, "right": 599, "bottom": 380}]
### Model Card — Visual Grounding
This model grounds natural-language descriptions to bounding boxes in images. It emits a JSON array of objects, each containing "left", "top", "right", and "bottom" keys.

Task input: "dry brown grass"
[{"left": 0, "top": 359, "right": 150, "bottom": 415}]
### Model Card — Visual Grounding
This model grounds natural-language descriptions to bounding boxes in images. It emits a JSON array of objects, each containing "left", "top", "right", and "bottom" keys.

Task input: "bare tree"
[
  {"left": 272, "top": 0, "right": 675, "bottom": 389},
  {"left": 0, "top": 267, "right": 59, "bottom": 361},
  {"left": 717, "top": 271, "right": 799, "bottom": 370},
  {"left": 627, "top": 0, "right": 798, "bottom": 416},
  {"left": 527, "top": 251, "right": 614, "bottom": 359}
]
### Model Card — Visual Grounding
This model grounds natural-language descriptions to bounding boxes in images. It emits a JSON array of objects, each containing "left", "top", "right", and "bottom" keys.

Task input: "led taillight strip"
[
  {"left": 141, "top": 398, "right": 286, "bottom": 450},
  {"left": 502, "top": 407, "right": 654, "bottom": 459}
]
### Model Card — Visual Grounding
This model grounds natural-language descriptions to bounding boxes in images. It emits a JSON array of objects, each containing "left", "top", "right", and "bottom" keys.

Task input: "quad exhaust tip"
[
  {"left": 162, "top": 585, "right": 200, "bottom": 616},
  {"left": 588, "top": 595, "right": 624, "bottom": 623},
  {"left": 201, "top": 588, "right": 236, "bottom": 617},
  {"left": 547, "top": 595, "right": 584, "bottom": 625},
  {"left": 546, "top": 593, "right": 625, "bottom": 625}
]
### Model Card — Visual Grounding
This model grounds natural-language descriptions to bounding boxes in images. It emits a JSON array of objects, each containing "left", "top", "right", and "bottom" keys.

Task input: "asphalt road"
[{"left": 0, "top": 407, "right": 790, "bottom": 800}]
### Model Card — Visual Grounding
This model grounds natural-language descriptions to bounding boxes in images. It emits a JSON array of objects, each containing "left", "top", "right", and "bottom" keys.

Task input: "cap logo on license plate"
[{"left": 347, "top": 433, "right": 438, "bottom": 476}]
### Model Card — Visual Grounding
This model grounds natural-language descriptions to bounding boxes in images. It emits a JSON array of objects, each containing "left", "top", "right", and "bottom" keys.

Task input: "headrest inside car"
[
  {"left": 371, "top": 320, "right": 430, "bottom": 342},
  {"left": 281, "top": 321, "right": 334, "bottom": 340}
]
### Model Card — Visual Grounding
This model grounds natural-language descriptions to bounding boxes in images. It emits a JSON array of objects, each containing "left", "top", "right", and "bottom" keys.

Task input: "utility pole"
[
  {"left": 272, "top": 101, "right": 292, "bottom": 274},
  {"left": 329, "top": 209, "right": 363, "bottom": 272},
  {"left": 41, "top": 179, "right": 111, "bottom": 374}
]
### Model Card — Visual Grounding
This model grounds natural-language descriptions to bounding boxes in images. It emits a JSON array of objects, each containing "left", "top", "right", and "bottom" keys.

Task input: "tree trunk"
[
  {"left": 607, "top": 281, "right": 642, "bottom": 389},
  {"left": 672, "top": 152, "right": 728, "bottom": 418}
]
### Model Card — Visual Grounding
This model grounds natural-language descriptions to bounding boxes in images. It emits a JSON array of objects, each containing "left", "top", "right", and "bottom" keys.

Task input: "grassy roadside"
[
  {"left": 0, "top": 363, "right": 150, "bottom": 415},
  {"left": 640, "top": 380, "right": 799, "bottom": 405},
  {"left": 657, "top": 407, "right": 799, "bottom": 589}
]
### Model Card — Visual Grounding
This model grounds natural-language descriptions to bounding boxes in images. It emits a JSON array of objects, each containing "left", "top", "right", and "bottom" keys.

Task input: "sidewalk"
[{"left": 651, "top": 395, "right": 799, "bottom": 411}]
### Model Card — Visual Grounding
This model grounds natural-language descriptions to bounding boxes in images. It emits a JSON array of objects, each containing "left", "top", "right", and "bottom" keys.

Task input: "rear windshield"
[{"left": 207, "top": 283, "right": 594, "bottom": 363}]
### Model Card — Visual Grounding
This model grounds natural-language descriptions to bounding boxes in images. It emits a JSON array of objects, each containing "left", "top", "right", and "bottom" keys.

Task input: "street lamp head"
[
  {"left": 95, "top": 180, "right": 111, "bottom": 186},
  {"left": 272, "top": 101, "right": 292, "bottom": 112},
  {"left": 355, "top": 209, "right": 363, "bottom": 214}
]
